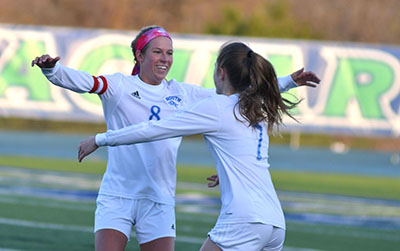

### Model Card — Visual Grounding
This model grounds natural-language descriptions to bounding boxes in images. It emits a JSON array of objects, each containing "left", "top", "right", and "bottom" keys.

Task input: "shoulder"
[
  {"left": 101, "top": 72, "right": 127, "bottom": 81},
  {"left": 99, "top": 73, "right": 138, "bottom": 87}
]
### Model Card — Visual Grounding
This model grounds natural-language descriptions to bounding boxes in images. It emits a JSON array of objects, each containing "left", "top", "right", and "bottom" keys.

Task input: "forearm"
[
  {"left": 41, "top": 62, "right": 95, "bottom": 93},
  {"left": 96, "top": 120, "right": 164, "bottom": 147},
  {"left": 95, "top": 97, "right": 220, "bottom": 147}
]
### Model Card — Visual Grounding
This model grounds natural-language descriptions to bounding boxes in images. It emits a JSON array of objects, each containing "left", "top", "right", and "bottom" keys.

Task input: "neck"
[
  {"left": 221, "top": 81, "right": 236, "bottom": 96},
  {"left": 138, "top": 73, "right": 162, "bottom": 86}
]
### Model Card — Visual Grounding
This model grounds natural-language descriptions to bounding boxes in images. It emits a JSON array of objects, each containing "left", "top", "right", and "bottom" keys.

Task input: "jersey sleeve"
[
  {"left": 277, "top": 75, "right": 298, "bottom": 92},
  {"left": 41, "top": 62, "right": 114, "bottom": 96},
  {"left": 96, "top": 96, "right": 221, "bottom": 147}
]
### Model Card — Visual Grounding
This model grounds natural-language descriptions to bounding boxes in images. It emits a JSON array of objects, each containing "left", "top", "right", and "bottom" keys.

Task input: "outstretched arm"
[
  {"left": 78, "top": 96, "right": 220, "bottom": 162},
  {"left": 31, "top": 54, "right": 111, "bottom": 95}
]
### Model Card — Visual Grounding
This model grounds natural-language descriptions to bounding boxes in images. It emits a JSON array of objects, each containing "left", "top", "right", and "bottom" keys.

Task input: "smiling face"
[{"left": 136, "top": 36, "right": 173, "bottom": 85}]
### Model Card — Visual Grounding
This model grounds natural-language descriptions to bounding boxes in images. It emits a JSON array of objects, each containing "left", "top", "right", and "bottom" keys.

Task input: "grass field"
[{"left": 0, "top": 155, "right": 399, "bottom": 251}]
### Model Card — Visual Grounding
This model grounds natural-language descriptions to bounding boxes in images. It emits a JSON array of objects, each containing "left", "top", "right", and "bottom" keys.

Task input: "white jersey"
[
  {"left": 96, "top": 94, "right": 287, "bottom": 229},
  {"left": 42, "top": 63, "right": 296, "bottom": 208}
]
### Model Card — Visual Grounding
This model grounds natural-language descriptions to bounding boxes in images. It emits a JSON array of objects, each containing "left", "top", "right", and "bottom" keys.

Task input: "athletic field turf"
[{"left": 0, "top": 155, "right": 399, "bottom": 251}]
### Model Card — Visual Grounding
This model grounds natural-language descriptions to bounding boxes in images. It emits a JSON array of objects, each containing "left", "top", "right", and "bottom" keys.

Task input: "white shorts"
[
  {"left": 94, "top": 194, "right": 176, "bottom": 244},
  {"left": 208, "top": 223, "right": 285, "bottom": 251}
]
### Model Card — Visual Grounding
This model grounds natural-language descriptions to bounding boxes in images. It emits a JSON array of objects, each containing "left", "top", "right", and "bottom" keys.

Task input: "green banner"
[{"left": 0, "top": 25, "right": 399, "bottom": 136}]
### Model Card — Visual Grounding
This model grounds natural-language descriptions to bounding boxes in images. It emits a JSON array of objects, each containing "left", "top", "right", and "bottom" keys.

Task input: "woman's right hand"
[{"left": 31, "top": 54, "right": 60, "bottom": 68}]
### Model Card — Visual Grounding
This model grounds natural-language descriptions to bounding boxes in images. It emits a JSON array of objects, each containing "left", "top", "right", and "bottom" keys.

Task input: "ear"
[
  {"left": 219, "top": 67, "right": 225, "bottom": 81},
  {"left": 135, "top": 50, "right": 144, "bottom": 63}
]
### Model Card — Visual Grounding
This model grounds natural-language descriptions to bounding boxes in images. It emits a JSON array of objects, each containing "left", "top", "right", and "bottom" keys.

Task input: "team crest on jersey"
[{"left": 164, "top": 95, "right": 182, "bottom": 109}]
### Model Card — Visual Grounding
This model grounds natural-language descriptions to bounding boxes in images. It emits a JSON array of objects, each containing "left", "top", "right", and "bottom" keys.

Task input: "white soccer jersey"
[
  {"left": 96, "top": 94, "right": 287, "bottom": 229},
  {"left": 42, "top": 62, "right": 296, "bottom": 207}
]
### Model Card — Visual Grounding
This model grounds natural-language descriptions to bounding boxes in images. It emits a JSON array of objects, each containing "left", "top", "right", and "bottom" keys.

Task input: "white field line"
[
  {"left": 0, "top": 166, "right": 101, "bottom": 190},
  {"left": 0, "top": 217, "right": 93, "bottom": 233},
  {"left": 0, "top": 193, "right": 220, "bottom": 221},
  {"left": 0, "top": 195, "right": 94, "bottom": 211},
  {"left": 0, "top": 217, "right": 202, "bottom": 245}
]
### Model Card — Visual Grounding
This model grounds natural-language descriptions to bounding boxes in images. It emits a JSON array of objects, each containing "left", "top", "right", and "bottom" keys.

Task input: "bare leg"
[
  {"left": 95, "top": 229, "right": 128, "bottom": 251},
  {"left": 200, "top": 237, "right": 222, "bottom": 251},
  {"left": 140, "top": 237, "right": 174, "bottom": 251}
]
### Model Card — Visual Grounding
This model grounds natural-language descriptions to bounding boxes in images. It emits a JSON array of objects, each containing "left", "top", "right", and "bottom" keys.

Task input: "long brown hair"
[{"left": 216, "top": 42, "right": 300, "bottom": 132}]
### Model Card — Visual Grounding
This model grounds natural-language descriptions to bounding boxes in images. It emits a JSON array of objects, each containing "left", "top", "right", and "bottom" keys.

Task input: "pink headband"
[{"left": 132, "top": 27, "right": 172, "bottom": 75}]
